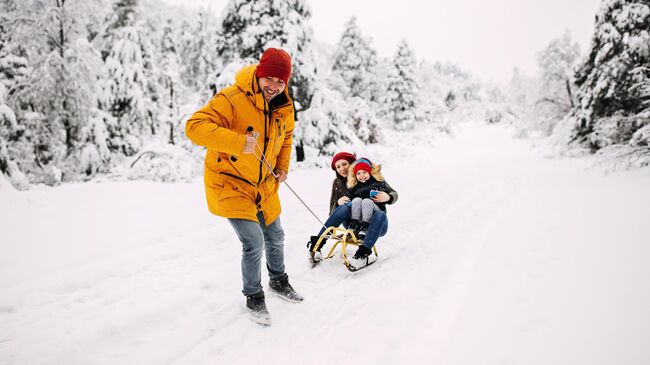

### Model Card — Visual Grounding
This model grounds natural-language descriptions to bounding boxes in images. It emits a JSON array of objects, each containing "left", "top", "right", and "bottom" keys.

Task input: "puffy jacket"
[
  {"left": 185, "top": 65, "right": 295, "bottom": 224},
  {"left": 329, "top": 174, "right": 349, "bottom": 215}
]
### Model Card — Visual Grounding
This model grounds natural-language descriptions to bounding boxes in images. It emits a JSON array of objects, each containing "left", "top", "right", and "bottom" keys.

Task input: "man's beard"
[{"left": 263, "top": 88, "right": 278, "bottom": 101}]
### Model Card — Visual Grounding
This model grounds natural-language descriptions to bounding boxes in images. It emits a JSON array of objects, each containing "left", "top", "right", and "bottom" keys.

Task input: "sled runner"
[{"left": 309, "top": 226, "right": 378, "bottom": 272}]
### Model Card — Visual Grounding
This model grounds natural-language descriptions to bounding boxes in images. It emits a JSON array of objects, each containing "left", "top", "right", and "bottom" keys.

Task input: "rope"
[{"left": 249, "top": 135, "right": 326, "bottom": 229}]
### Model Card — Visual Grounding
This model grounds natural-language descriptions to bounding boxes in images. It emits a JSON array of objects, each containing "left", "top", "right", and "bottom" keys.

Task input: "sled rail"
[{"left": 311, "top": 226, "right": 378, "bottom": 271}]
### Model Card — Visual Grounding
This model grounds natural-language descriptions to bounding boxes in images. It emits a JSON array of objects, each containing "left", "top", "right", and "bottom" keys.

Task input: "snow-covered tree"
[
  {"left": 385, "top": 40, "right": 419, "bottom": 131},
  {"left": 0, "top": 0, "right": 220, "bottom": 186},
  {"left": 299, "top": 85, "right": 362, "bottom": 157},
  {"left": 103, "top": 0, "right": 138, "bottom": 41},
  {"left": 514, "top": 32, "right": 582, "bottom": 135},
  {"left": 348, "top": 97, "right": 382, "bottom": 144},
  {"left": 416, "top": 61, "right": 452, "bottom": 128},
  {"left": 217, "top": 0, "right": 317, "bottom": 112},
  {"left": 330, "top": 17, "right": 378, "bottom": 101},
  {"left": 312, "top": 17, "right": 383, "bottom": 145},
  {"left": 159, "top": 18, "right": 182, "bottom": 145},
  {"left": 570, "top": 0, "right": 650, "bottom": 148},
  {"left": 178, "top": 10, "right": 220, "bottom": 94},
  {"left": 629, "top": 65, "right": 650, "bottom": 108},
  {"left": 100, "top": 0, "right": 162, "bottom": 155},
  {"left": 1, "top": 6, "right": 29, "bottom": 185},
  {"left": 537, "top": 31, "right": 581, "bottom": 112},
  {"left": 0, "top": 83, "right": 15, "bottom": 175},
  {"left": 5, "top": 0, "right": 105, "bottom": 183}
]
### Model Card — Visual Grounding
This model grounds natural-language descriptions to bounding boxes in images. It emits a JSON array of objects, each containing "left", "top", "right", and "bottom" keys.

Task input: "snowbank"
[{"left": 1, "top": 123, "right": 649, "bottom": 364}]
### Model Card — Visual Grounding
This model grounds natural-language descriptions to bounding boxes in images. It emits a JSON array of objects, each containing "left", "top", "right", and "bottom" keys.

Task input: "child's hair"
[{"left": 347, "top": 158, "right": 385, "bottom": 189}]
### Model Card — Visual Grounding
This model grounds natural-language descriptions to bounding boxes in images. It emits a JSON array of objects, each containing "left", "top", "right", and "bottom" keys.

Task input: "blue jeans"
[
  {"left": 362, "top": 210, "right": 388, "bottom": 249},
  {"left": 317, "top": 204, "right": 352, "bottom": 236},
  {"left": 229, "top": 211, "right": 285, "bottom": 296},
  {"left": 317, "top": 204, "right": 388, "bottom": 249}
]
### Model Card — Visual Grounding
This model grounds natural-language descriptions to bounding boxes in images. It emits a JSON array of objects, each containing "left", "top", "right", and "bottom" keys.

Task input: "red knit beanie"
[
  {"left": 353, "top": 158, "right": 372, "bottom": 175},
  {"left": 256, "top": 48, "right": 292, "bottom": 84},
  {"left": 330, "top": 152, "right": 356, "bottom": 170}
]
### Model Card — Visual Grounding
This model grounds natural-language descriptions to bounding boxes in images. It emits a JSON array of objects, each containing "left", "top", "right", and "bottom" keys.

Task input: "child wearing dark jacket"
[{"left": 346, "top": 158, "right": 397, "bottom": 245}]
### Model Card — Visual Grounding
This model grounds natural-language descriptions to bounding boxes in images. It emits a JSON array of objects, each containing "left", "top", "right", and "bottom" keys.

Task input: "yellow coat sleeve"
[{"left": 185, "top": 95, "right": 246, "bottom": 155}]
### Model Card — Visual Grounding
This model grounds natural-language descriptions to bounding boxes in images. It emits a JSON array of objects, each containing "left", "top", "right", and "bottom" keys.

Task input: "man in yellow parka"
[{"left": 186, "top": 48, "right": 302, "bottom": 326}]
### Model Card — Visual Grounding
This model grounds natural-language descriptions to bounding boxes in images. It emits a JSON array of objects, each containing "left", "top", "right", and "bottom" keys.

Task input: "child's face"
[{"left": 356, "top": 170, "right": 370, "bottom": 183}]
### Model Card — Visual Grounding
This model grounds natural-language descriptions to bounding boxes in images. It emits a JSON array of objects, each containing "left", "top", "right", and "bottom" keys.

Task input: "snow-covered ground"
[{"left": 1, "top": 123, "right": 649, "bottom": 365}]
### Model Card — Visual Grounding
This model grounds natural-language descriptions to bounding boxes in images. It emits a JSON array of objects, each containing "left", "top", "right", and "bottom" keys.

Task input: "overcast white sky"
[{"left": 159, "top": 0, "right": 602, "bottom": 83}]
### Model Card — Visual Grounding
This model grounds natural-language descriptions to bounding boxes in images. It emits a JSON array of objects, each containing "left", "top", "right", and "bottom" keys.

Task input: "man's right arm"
[{"left": 185, "top": 95, "right": 246, "bottom": 154}]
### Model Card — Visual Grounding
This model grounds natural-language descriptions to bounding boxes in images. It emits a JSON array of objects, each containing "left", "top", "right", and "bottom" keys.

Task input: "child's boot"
[
  {"left": 357, "top": 221, "right": 370, "bottom": 241},
  {"left": 348, "top": 219, "right": 361, "bottom": 236},
  {"left": 352, "top": 245, "right": 372, "bottom": 260}
]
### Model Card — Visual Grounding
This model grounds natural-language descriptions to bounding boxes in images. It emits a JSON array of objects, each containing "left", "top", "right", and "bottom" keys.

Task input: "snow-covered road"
[{"left": 1, "top": 124, "right": 649, "bottom": 364}]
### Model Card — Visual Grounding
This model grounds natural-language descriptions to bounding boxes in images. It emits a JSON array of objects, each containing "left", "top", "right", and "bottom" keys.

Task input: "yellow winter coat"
[{"left": 185, "top": 65, "right": 295, "bottom": 224}]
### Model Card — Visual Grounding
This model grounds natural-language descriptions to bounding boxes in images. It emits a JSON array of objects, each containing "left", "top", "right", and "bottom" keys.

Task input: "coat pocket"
[{"left": 260, "top": 175, "right": 281, "bottom": 217}]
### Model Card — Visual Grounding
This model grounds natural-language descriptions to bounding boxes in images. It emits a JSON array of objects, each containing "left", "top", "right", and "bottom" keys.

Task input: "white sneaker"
[{"left": 347, "top": 253, "right": 377, "bottom": 271}]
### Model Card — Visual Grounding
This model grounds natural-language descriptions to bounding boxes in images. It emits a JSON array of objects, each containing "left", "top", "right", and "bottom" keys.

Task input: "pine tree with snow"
[
  {"left": 385, "top": 40, "right": 419, "bottom": 131},
  {"left": 104, "top": 0, "right": 138, "bottom": 40},
  {"left": 348, "top": 97, "right": 382, "bottom": 144},
  {"left": 570, "top": 0, "right": 650, "bottom": 149},
  {"left": 416, "top": 61, "right": 452, "bottom": 128},
  {"left": 299, "top": 85, "right": 361, "bottom": 156},
  {"left": 100, "top": 0, "right": 161, "bottom": 156},
  {"left": 178, "top": 10, "right": 220, "bottom": 94},
  {"left": 217, "top": 0, "right": 317, "bottom": 111},
  {"left": 0, "top": 82, "right": 16, "bottom": 176},
  {"left": 322, "top": 17, "right": 383, "bottom": 144},
  {"left": 0, "top": 7, "right": 28, "bottom": 184},
  {"left": 331, "top": 17, "right": 378, "bottom": 101}
]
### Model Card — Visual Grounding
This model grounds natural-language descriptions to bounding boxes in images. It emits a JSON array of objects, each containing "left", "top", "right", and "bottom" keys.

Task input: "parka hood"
[{"left": 347, "top": 162, "right": 384, "bottom": 189}]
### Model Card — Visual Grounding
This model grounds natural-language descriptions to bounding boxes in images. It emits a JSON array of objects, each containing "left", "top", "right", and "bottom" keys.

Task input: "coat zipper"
[{"left": 258, "top": 101, "right": 267, "bottom": 184}]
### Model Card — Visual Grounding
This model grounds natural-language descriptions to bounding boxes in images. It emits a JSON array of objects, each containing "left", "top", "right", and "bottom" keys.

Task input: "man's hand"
[
  {"left": 274, "top": 169, "right": 287, "bottom": 182},
  {"left": 337, "top": 196, "right": 350, "bottom": 206},
  {"left": 372, "top": 191, "right": 390, "bottom": 203},
  {"left": 243, "top": 135, "right": 257, "bottom": 154}
]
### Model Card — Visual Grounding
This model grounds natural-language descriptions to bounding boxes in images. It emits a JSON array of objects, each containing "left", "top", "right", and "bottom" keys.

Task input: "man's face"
[
  {"left": 258, "top": 76, "right": 286, "bottom": 102},
  {"left": 356, "top": 169, "right": 370, "bottom": 183}
]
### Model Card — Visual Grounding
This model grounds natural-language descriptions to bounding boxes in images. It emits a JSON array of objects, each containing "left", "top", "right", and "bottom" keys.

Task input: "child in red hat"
[{"left": 346, "top": 158, "right": 397, "bottom": 260}]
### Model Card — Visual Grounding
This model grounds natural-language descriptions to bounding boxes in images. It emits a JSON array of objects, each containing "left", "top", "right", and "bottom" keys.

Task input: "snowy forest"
[
  {"left": 2, "top": 1, "right": 650, "bottom": 363},
  {"left": 1, "top": 0, "right": 649, "bottom": 189}
]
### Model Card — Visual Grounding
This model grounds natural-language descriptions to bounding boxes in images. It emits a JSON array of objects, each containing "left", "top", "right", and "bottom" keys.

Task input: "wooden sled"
[{"left": 309, "top": 226, "right": 378, "bottom": 272}]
